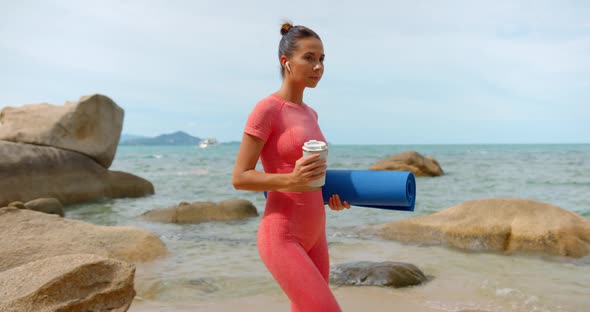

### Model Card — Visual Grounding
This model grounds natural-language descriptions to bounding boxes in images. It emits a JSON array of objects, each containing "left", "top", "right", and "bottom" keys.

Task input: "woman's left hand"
[{"left": 328, "top": 194, "right": 350, "bottom": 211}]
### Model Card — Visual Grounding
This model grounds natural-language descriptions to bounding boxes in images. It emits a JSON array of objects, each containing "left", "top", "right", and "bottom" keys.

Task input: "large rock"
[
  {"left": 0, "top": 207, "right": 167, "bottom": 271},
  {"left": 142, "top": 199, "right": 259, "bottom": 224},
  {"left": 0, "top": 94, "right": 123, "bottom": 168},
  {"left": 0, "top": 141, "right": 154, "bottom": 207},
  {"left": 0, "top": 254, "right": 135, "bottom": 312},
  {"left": 330, "top": 261, "right": 427, "bottom": 288},
  {"left": 379, "top": 198, "right": 590, "bottom": 258},
  {"left": 369, "top": 150, "right": 443, "bottom": 176}
]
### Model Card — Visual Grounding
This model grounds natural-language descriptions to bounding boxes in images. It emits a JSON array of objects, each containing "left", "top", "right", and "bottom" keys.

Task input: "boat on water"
[{"left": 199, "top": 138, "right": 218, "bottom": 148}]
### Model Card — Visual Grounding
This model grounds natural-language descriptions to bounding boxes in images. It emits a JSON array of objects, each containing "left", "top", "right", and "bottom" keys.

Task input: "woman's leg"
[
  {"left": 289, "top": 233, "right": 339, "bottom": 312},
  {"left": 259, "top": 236, "right": 340, "bottom": 312},
  {"left": 258, "top": 191, "right": 340, "bottom": 312},
  {"left": 307, "top": 233, "right": 330, "bottom": 282}
]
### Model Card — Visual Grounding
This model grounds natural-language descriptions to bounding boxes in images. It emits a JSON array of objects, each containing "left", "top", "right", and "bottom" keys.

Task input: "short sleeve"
[
  {"left": 243, "top": 98, "right": 277, "bottom": 141},
  {"left": 309, "top": 106, "right": 319, "bottom": 121}
]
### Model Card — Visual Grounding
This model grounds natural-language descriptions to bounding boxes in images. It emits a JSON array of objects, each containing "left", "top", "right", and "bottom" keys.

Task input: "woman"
[{"left": 232, "top": 22, "right": 349, "bottom": 312}]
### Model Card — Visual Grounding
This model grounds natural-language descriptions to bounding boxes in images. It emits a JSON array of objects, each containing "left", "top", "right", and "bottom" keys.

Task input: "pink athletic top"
[{"left": 244, "top": 93, "right": 327, "bottom": 174}]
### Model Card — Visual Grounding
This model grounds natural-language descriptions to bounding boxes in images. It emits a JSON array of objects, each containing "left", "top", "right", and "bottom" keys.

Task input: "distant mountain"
[{"left": 120, "top": 131, "right": 201, "bottom": 145}]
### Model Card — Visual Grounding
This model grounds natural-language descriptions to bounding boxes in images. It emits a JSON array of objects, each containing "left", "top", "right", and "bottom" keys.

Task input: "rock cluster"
[
  {"left": 0, "top": 94, "right": 163, "bottom": 311},
  {"left": 0, "top": 94, "right": 154, "bottom": 206}
]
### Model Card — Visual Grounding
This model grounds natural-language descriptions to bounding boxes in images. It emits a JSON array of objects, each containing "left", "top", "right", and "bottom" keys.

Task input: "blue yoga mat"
[
  {"left": 264, "top": 170, "right": 416, "bottom": 211},
  {"left": 322, "top": 170, "right": 416, "bottom": 211}
]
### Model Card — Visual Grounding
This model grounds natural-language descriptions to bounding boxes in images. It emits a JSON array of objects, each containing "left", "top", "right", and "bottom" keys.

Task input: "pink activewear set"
[{"left": 244, "top": 94, "right": 341, "bottom": 312}]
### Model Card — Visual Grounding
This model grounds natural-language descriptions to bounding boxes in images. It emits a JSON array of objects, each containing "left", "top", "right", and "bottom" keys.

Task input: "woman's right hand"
[{"left": 289, "top": 154, "right": 327, "bottom": 187}]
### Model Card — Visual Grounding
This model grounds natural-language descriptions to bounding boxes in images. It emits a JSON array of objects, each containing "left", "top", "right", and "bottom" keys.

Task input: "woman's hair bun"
[{"left": 280, "top": 22, "right": 293, "bottom": 36}]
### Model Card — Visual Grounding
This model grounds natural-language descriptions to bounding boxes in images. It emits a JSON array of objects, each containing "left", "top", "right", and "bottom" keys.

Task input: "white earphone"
[{"left": 285, "top": 61, "right": 292, "bottom": 73}]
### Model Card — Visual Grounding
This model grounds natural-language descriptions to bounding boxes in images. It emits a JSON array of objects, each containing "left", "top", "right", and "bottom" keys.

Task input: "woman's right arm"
[{"left": 232, "top": 133, "right": 326, "bottom": 192}]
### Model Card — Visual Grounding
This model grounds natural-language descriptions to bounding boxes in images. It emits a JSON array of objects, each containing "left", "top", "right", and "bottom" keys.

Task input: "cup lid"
[{"left": 302, "top": 140, "right": 327, "bottom": 152}]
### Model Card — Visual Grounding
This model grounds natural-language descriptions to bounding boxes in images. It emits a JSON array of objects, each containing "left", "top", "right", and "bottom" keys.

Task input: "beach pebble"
[
  {"left": 329, "top": 261, "right": 427, "bottom": 288},
  {"left": 24, "top": 197, "right": 64, "bottom": 217},
  {"left": 0, "top": 254, "right": 135, "bottom": 312},
  {"left": 188, "top": 277, "right": 220, "bottom": 293},
  {"left": 7, "top": 201, "right": 25, "bottom": 209},
  {"left": 369, "top": 150, "right": 443, "bottom": 176}
]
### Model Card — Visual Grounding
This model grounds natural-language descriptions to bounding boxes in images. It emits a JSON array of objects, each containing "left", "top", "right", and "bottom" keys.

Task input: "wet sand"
[
  {"left": 129, "top": 286, "right": 443, "bottom": 312},
  {"left": 127, "top": 237, "right": 590, "bottom": 312}
]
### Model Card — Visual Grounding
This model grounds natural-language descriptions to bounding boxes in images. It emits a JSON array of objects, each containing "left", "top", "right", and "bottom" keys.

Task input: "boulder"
[
  {"left": 24, "top": 198, "right": 64, "bottom": 217},
  {"left": 0, "top": 94, "right": 124, "bottom": 168},
  {"left": 218, "top": 199, "right": 260, "bottom": 218},
  {"left": 142, "top": 199, "right": 258, "bottom": 223},
  {"left": 0, "top": 141, "right": 154, "bottom": 207},
  {"left": 330, "top": 261, "right": 427, "bottom": 288},
  {"left": 369, "top": 150, "right": 443, "bottom": 177},
  {"left": 0, "top": 254, "right": 135, "bottom": 312},
  {"left": 379, "top": 198, "right": 590, "bottom": 258},
  {"left": 0, "top": 207, "right": 167, "bottom": 272}
]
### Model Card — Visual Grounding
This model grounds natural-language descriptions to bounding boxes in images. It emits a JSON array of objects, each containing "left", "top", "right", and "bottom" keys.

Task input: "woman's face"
[{"left": 285, "top": 37, "right": 325, "bottom": 88}]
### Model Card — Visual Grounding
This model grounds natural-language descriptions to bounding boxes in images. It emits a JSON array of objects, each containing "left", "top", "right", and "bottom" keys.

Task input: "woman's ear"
[{"left": 280, "top": 55, "right": 290, "bottom": 73}]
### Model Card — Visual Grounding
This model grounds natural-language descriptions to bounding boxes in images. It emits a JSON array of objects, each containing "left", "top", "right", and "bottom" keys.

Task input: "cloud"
[{"left": 1, "top": 0, "right": 588, "bottom": 143}]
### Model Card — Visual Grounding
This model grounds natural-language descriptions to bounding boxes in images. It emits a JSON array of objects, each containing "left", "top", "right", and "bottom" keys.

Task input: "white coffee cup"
[{"left": 302, "top": 140, "right": 328, "bottom": 187}]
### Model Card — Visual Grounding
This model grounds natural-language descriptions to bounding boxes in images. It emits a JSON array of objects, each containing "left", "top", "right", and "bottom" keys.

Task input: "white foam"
[{"left": 495, "top": 288, "right": 517, "bottom": 296}]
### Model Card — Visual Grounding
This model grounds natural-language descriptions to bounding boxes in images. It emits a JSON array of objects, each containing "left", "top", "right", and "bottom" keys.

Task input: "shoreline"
[{"left": 127, "top": 237, "right": 590, "bottom": 312}]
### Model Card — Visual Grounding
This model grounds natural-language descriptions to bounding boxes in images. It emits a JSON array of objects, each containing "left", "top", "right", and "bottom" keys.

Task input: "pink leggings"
[{"left": 257, "top": 190, "right": 341, "bottom": 312}]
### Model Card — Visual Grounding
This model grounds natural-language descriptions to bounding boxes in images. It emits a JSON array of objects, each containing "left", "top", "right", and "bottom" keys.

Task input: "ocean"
[{"left": 66, "top": 144, "right": 590, "bottom": 312}]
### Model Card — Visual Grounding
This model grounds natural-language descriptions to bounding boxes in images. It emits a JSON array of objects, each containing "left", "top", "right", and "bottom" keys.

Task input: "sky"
[{"left": 1, "top": 0, "right": 589, "bottom": 144}]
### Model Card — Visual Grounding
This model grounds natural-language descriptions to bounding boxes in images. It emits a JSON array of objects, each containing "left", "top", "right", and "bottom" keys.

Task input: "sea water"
[{"left": 66, "top": 144, "right": 590, "bottom": 311}]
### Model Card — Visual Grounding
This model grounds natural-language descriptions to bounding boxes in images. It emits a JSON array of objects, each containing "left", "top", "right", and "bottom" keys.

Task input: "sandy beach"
[
  {"left": 126, "top": 231, "right": 590, "bottom": 312},
  {"left": 130, "top": 287, "right": 444, "bottom": 312}
]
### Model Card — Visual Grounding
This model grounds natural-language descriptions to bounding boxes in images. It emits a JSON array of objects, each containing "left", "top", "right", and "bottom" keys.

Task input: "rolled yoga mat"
[
  {"left": 264, "top": 170, "right": 416, "bottom": 211},
  {"left": 322, "top": 170, "right": 416, "bottom": 211}
]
